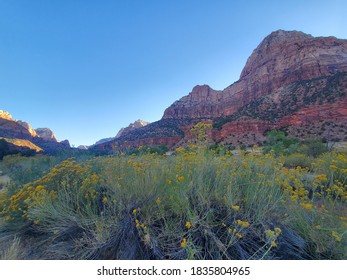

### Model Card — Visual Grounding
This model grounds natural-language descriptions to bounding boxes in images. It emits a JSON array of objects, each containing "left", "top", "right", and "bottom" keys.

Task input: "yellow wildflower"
[
  {"left": 265, "top": 229, "right": 275, "bottom": 239},
  {"left": 236, "top": 219, "right": 250, "bottom": 228},
  {"left": 132, "top": 209, "right": 137, "bottom": 215},
  {"left": 35, "top": 185, "right": 45, "bottom": 192},
  {"left": 331, "top": 231, "right": 341, "bottom": 242},
  {"left": 156, "top": 197, "right": 161, "bottom": 204},
  {"left": 181, "top": 238, "right": 187, "bottom": 248},
  {"left": 236, "top": 233, "right": 243, "bottom": 239},
  {"left": 231, "top": 205, "right": 240, "bottom": 211},
  {"left": 300, "top": 203, "right": 313, "bottom": 211},
  {"left": 315, "top": 174, "right": 328, "bottom": 182},
  {"left": 102, "top": 197, "right": 108, "bottom": 203},
  {"left": 274, "top": 227, "right": 282, "bottom": 236},
  {"left": 185, "top": 221, "right": 192, "bottom": 229},
  {"left": 271, "top": 241, "right": 277, "bottom": 247}
]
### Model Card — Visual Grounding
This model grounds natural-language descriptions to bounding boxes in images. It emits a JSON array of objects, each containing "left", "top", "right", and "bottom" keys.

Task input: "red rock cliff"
[
  {"left": 163, "top": 30, "right": 347, "bottom": 120},
  {"left": 96, "top": 30, "right": 347, "bottom": 150}
]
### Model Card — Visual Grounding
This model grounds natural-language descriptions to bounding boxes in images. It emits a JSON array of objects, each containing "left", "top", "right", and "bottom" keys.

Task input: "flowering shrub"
[{"left": 0, "top": 148, "right": 346, "bottom": 259}]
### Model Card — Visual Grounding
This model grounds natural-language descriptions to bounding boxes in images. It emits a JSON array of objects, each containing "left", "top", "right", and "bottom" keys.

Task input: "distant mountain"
[
  {"left": 94, "top": 137, "right": 116, "bottom": 146},
  {"left": 93, "top": 119, "right": 150, "bottom": 146},
  {"left": 95, "top": 30, "right": 347, "bottom": 151},
  {"left": 115, "top": 120, "right": 150, "bottom": 138},
  {"left": 0, "top": 110, "right": 70, "bottom": 154}
]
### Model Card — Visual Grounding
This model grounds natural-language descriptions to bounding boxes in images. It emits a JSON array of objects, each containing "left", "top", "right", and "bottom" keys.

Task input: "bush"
[
  {"left": 283, "top": 153, "right": 313, "bottom": 169},
  {"left": 0, "top": 139, "right": 11, "bottom": 160},
  {"left": 263, "top": 130, "right": 299, "bottom": 156},
  {"left": 297, "top": 139, "right": 328, "bottom": 157}
]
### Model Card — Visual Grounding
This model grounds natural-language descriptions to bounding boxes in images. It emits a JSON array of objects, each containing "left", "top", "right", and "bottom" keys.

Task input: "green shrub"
[
  {"left": 297, "top": 139, "right": 328, "bottom": 157},
  {"left": 263, "top": 130, "right": 299, "bottom": 156},
  {"left": 283, "top": 153, "right": 313, "bottom": 169}
]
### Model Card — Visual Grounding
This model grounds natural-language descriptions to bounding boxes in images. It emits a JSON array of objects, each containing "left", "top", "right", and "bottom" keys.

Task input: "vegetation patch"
[{"left": 0, "top": 141, "right": 346, "bottom": 259}]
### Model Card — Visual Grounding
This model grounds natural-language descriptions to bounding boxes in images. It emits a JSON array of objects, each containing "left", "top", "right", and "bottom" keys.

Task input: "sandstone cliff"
[
  {"left": 35, "top": 128, "right": 57, "bottom": 142},
  {"left": 115, "top": 120, "right": 150, "bottom": 138},
  {"left": 96, "top": 30, "right": 347, "bottom": 150},
  {"left": 163, "top": 30, "right": 347, "bottom": 120},
  {"left": 0, "top": 111, "right": 70, "bottom": 153},
  {"left": 0, "top": 110, "right": 13, "bottom": 120},
  {"left": 94, "top": 119, "right": 150, "bottom": 146}
]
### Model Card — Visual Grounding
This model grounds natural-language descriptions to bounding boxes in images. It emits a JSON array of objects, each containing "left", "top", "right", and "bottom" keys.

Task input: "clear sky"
[{"left": 1, "top": 0, "right": 346, "bottom": 146}]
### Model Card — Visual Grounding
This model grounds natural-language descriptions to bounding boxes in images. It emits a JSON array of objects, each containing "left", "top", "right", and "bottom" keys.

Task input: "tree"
[
  {"left": 0, "top": 139, "right": 10, "bottom": 160},
  {"left": 263, "top": 130, "right": 298, "bottom": 155},
  {"left": 190, "top": 122, "right": 212, "bottom": 146}
]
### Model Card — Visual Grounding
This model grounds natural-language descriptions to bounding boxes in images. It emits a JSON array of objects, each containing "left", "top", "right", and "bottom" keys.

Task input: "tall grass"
[{"left": 0, "top": 147, "right": 346, "bottom": 259}]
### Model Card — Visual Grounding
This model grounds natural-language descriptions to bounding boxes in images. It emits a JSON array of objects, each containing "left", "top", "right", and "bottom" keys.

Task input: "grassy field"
[{"left": 0, "top": 145, "right": 346, "bottom": 260}]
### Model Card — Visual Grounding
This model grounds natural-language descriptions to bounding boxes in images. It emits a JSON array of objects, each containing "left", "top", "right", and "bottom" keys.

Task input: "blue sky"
[{"left": 1, "top": 0, "right": 346, "bottom": 146}]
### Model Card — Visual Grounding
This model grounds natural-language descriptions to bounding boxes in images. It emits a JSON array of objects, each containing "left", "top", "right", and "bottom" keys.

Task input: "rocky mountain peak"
[
  {"left": 116, "top": 119, "right": 150, "bottom": 138},
  {"left": 0, "top": 110, "right": 13, "bottom": 120},
  {"left": 96, "top": 30, "right": 347, "bottom": 150},
  {"left": 187, "top": 85, "right": 221, "bottom": 101},
  {"left": 35, "top": 128, "right": 57, "bottom": 142},
  {"left": 261, "top": 30, "right": 312, "bottom": 45},
  {"left": 240, "top": 30, "right": 347, "bottom": 80},
  {"left": 130, "top": 119, "right": 150, "bottom": 128},
  {"left": 0, "top": 109, "right": 70, "bottom": 152},
  {"left": 94, "top": 119, "right": 150, "bottom": 146},
  {"left": 17, "top": 121, "right": 37, "bottom": 137}
]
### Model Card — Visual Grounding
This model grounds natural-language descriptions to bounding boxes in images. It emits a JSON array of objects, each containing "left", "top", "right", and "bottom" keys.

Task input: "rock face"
[
  {"left": 96, "top": 30, "right": 347, "bottom": 150},
  {"left": 163, "top": 30, "right": 347, "bottom": 120},
  {"left": 17, "top": 121, "right": 37, "bottom": 137},
  {"left": 0, "top": 111, "right": 70, "bottom": 153},
  {"left": 115, "top": 120, "right": 150, "bottom": 138},
  {"left": 77, "top": 145, "right": 89, "bottom": 150},
  {"left": 35, "top": 128, "right": 57, "bottom": 142},
  {"left": 95, "top": 137, "right": 116, "bottom": 146},
  {"left": 94, "top": 120, "right": 150, "bottom": 146},
  {"left": 0, "top": 110, "right": 13, "bottom": 120}
]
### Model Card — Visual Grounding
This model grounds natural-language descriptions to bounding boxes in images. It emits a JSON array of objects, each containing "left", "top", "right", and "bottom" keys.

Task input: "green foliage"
[
  {"left": 283, "top": 153, "right": 313, "bottom": 169},
  {"left": 297, "top": 139, "right": 328, "bottom": 157},
  {"left": 0, "top": 154, "right": 63, "bottom": 187},
  {"left": 124, "top": 145, "right": 169, "bottom": 156},
  {"left": 208, "top": 144, "right": 235, "bottom": 155},
  {"left": 0, "top": 139, "right": 10, "bottom": 160},
  {"left": 263, "top": 130, "right": 299, "bottom": 155}
]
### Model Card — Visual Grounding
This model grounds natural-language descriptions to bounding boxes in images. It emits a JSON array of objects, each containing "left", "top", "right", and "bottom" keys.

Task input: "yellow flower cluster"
[
  {"left": 231, "top": 205, "right": 240, "bottom": 211},
  {"left": 331, "top": 231, "right": 341, "bottom": 242},
  {"left": 315, "top": 174, "right": 328, "bottom": 182},
  {"left": 185, "top": 221, "right": 192, "bottom": 229},
  {"left": 181, "top": 238, "right": 187, "bottom": 248},
  {"left": 236, "top": 219, "right": 250, "bottom": 228},
  {"left": 265, "top": 227, "right": 282, "bottom": 248},
  {"left": 300, "top": 202, "right": 314, "bottom": 211}
]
